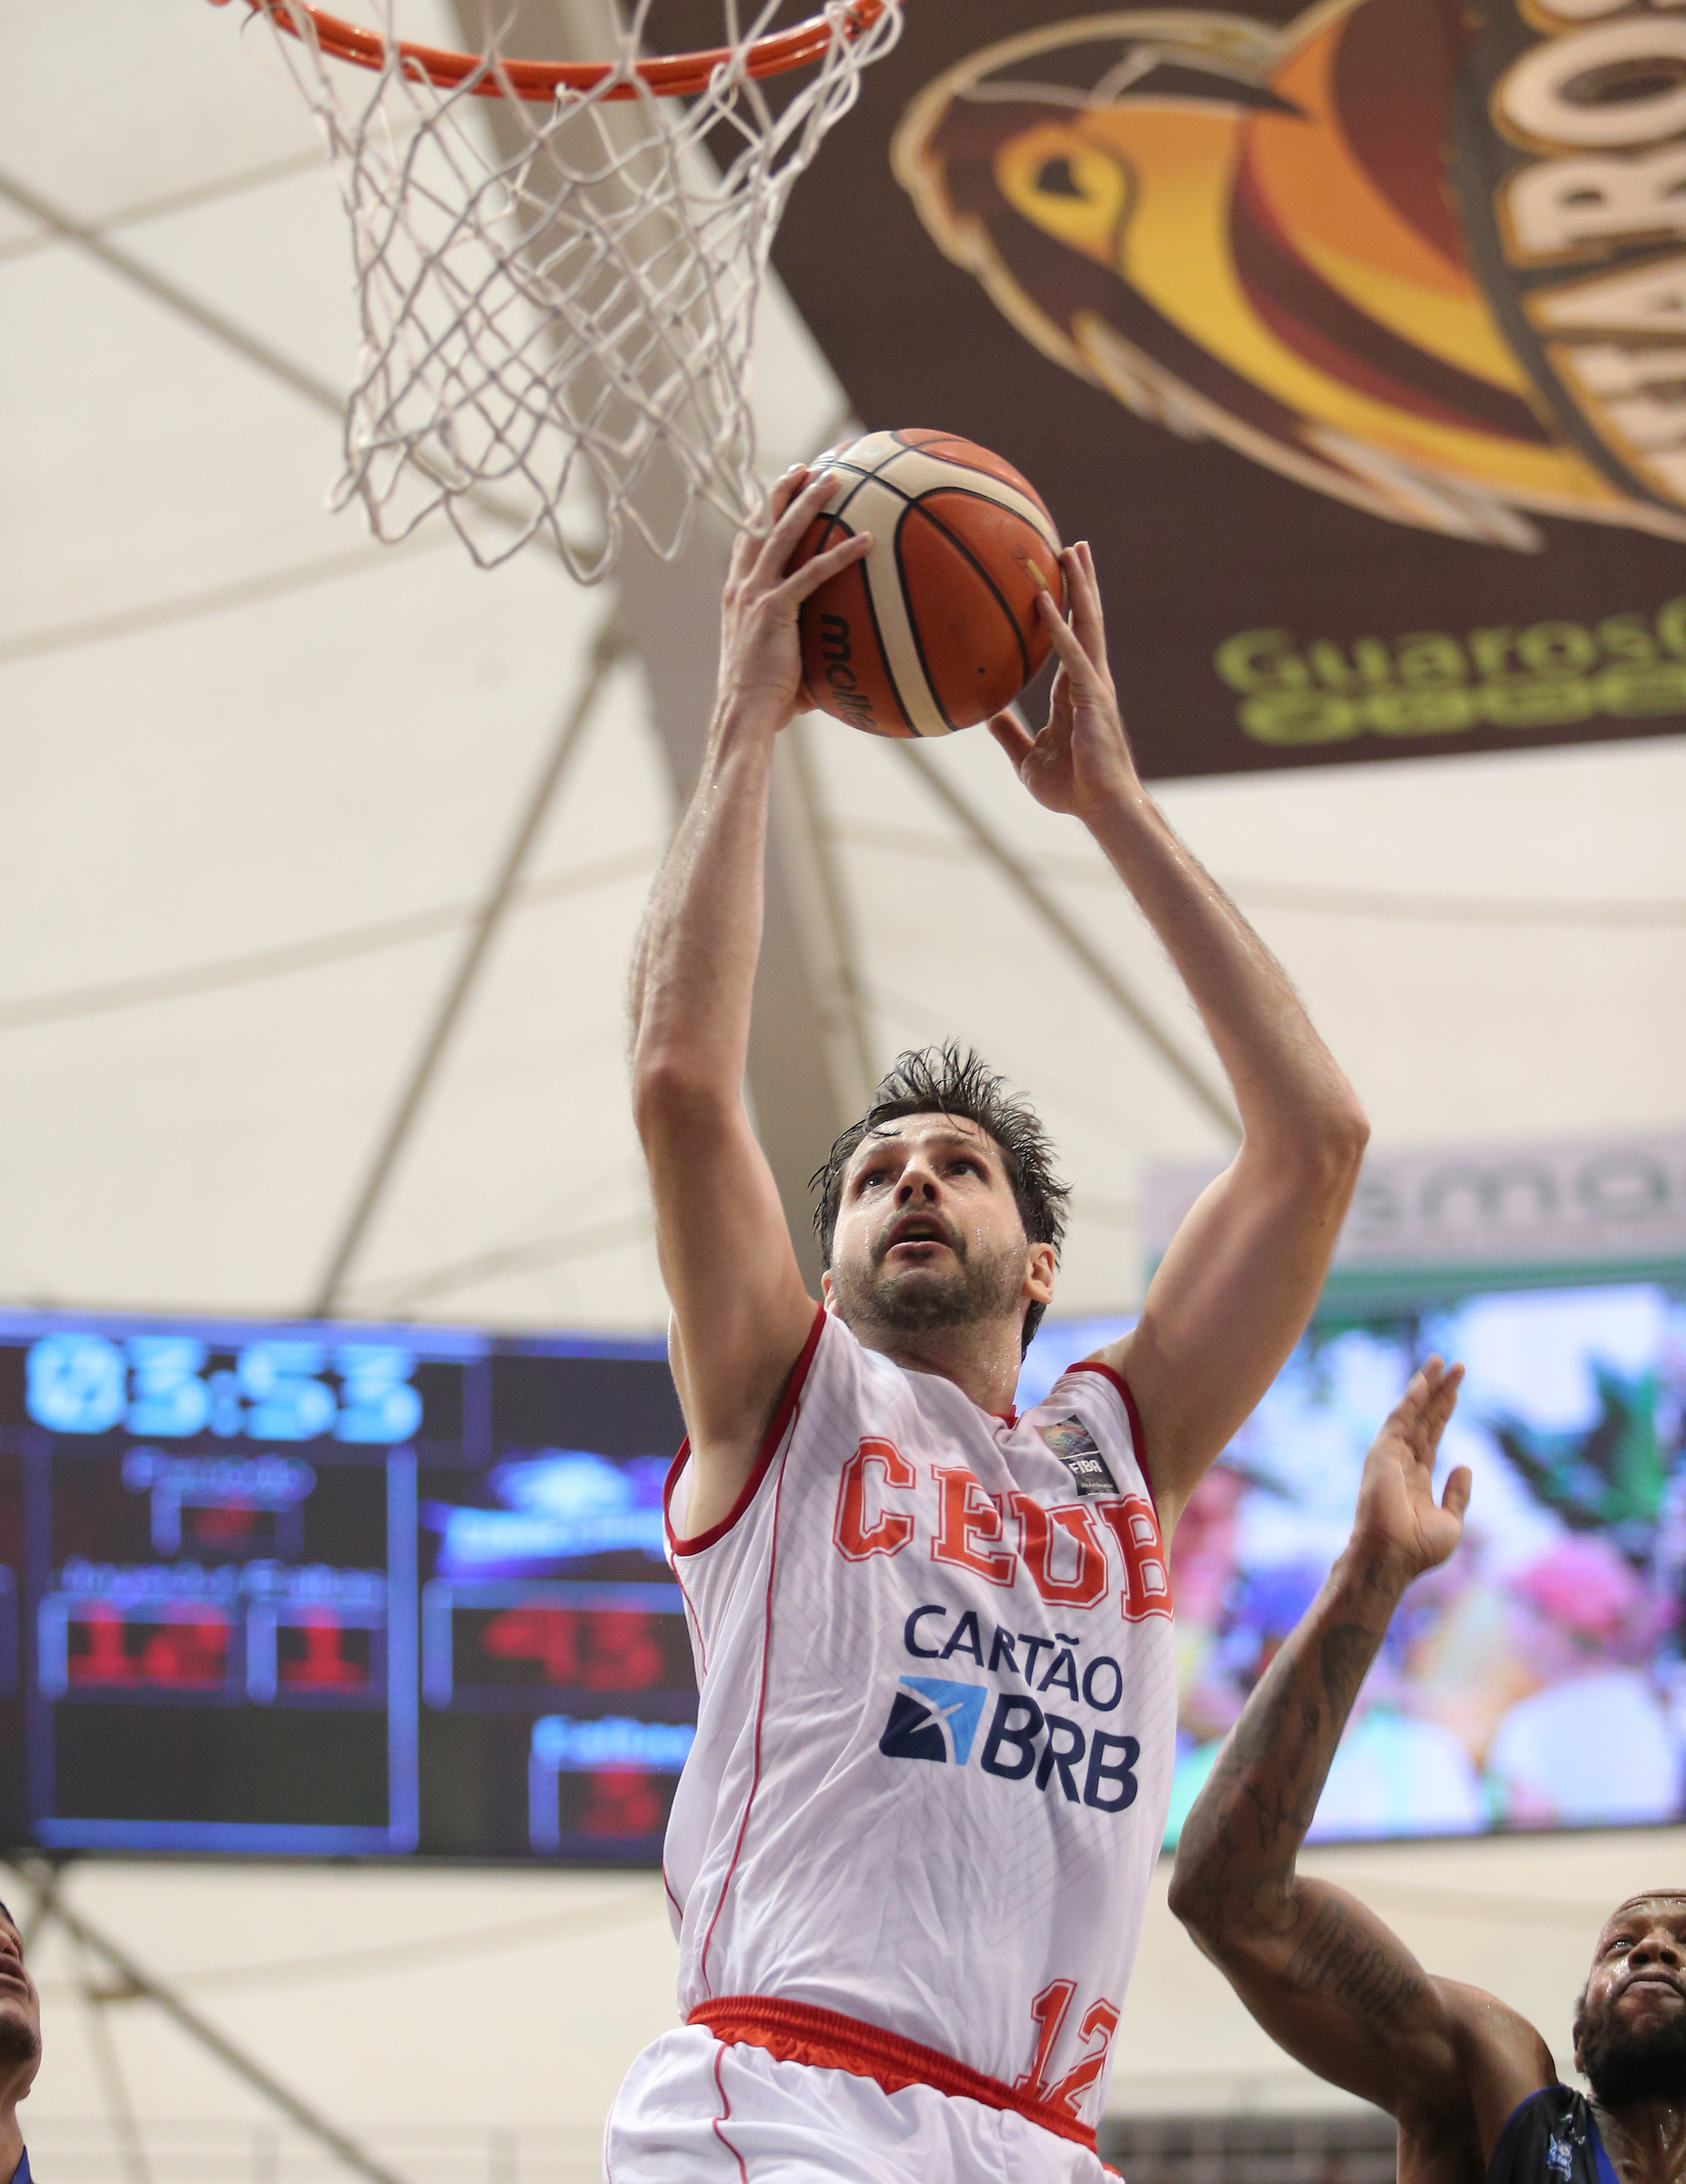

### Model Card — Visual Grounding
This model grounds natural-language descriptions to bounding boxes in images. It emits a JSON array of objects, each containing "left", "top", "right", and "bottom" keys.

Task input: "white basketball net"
[{"left": 239, "top": 2, "right": 904, "bottom": 576}]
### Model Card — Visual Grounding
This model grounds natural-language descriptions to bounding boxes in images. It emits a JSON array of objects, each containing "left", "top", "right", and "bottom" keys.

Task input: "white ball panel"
[
  {"left": 854, "top": 477, "right": 950, "bottom": 737},
  {"left": 823, "top": 428, "right": 904, "bottom": 470},
  {"left": 875, "top": 446, "right": 1063, "bottom": 557}
]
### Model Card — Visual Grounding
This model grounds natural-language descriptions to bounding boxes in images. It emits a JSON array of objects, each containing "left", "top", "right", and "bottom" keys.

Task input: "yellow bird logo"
[{"left": 892, "top": 0, "right": 1686, "bottom": 551}]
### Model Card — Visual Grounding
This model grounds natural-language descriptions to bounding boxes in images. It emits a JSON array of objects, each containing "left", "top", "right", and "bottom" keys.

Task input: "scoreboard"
[{"left": 0, "top": 1309, "right": 693, "bottom": 1864}]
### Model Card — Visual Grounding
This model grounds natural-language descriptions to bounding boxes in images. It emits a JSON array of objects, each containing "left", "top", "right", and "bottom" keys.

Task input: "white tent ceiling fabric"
[{"left": 4, "top": 6, "right": 1686, "bottom": 2162}]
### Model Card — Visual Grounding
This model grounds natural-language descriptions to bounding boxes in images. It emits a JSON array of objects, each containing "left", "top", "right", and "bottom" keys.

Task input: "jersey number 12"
[{"left": 1014, "top": 1978, "right": 1120, "bottom": 2122}]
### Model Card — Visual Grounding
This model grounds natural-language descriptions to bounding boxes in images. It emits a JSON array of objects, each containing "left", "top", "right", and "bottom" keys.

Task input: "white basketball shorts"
[{"left": 604, "top": 2025, "right": 1117, "bottom": 2184}]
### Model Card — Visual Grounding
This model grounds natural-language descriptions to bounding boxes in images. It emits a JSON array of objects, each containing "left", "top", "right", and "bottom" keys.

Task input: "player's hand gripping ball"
[{"left": 792, "top": 430, "right": 1065, "bottom": 736}]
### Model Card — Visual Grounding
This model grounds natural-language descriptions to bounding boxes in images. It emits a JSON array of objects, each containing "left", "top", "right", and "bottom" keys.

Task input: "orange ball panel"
[
  {"left": 893, "top": 431, "right": 1058, "bottom": 525},
  {"left": 897, "top": 494, "right": 1064, "bottom": 729}
]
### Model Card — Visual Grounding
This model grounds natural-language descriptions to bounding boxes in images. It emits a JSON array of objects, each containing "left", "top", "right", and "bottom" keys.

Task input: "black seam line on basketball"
[
  {"left": 896, "top": 498, "right": 1037, "bottom": 710},
  {"left": 828, "top": 464, "right": 906, "bottom": 524},
  {"left": 856, "top": 541, "right": 917, "bottom": 733},
  {"left": 807, "top": 490, "right": 914, "bottom": 730},
  {"left": 825, "top": 465, "right": 1059, "bottom": 562},
  {"left": 895, "top": 430, "right": 1055, "bottom": 506},
  {"left": 893, "top": 505, "right": 964, "bottom": 735},
  {"left": 825, "top": 440, "right": 927, "bottom": 522},
  {"left": 907, "top": 483, "right": 1062, "bottom": 563},
  {"left": 823, "top": 433, "right": 979, "bottom": 522},
  {"left": 830, "top": 450, "right": 981, "bottom": 518}
]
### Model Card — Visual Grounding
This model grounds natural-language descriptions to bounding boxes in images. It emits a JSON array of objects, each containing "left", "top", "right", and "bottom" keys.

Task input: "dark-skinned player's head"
[
  {"left": 813, "top": 1045, "right": 1070, "bottom": 1359},
  {"left": 1573, "top": 1894, "right": 1686, "bottom": 2109},
  {"left": 0, "top": 1899, "right": 41, "bottom": 2103}
]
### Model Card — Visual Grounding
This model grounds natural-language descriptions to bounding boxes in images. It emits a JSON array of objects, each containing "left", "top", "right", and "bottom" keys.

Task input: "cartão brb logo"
[
  {"left": 894, "top": 0, "right": 1686, "bottom": 551},
  {"left": 880, "top": 1668, "right": 1142, "bottom": 1809}
]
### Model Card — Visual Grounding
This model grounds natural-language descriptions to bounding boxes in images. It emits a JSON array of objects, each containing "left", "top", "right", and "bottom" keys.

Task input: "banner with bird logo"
[{"left": 768, "top": 0, "right": 1686, "bottom": 777}]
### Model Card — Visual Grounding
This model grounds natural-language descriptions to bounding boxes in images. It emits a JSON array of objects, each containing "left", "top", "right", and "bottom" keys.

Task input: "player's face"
[
  {"left": 823, "top": 1117, "right": 1050, "bottom": 1343},
  {"left": 0, "top": 1911, "right": 41, "bottom": 2090},
  {"left": 1575, "top": 1896, "right": 1686, "bottom": 2107}
]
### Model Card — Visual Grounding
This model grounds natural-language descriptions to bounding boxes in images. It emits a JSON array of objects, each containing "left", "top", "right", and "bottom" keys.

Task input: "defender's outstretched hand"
[
  {"left": 1351, "top": 1356, "right": 1470, "bottom": 1591},
  {"left": 715, "top": 467, "right": 872, "bottom": 731},
  {"left": 988, "top": 541, "right": 1137, "bottom": 818}
]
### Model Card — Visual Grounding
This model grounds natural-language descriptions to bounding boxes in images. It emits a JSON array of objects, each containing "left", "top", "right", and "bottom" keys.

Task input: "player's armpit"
[
  {"left": 1095, "top": 1132, "right": 1360, "bottom": 1526},
  {"left": 1437, "top": 1978, "right": 1560, "bottom": 2164},
  {"left": 1397, "top": 2104, "right": 1489, "bottom": 2184}
]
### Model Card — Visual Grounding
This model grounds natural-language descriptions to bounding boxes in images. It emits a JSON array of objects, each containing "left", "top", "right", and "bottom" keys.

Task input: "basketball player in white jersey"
[{"left": 606, "top": 465, "right": 1370, "bottom": 2182}]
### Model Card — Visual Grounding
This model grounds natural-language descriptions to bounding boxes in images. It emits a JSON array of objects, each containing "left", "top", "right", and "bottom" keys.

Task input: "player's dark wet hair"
[{"left": 811, "top": 1043, "right": 1070, "bottom": 1352}]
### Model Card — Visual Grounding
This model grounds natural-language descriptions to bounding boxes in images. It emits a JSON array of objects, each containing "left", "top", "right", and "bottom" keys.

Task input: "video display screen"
[
  {"left": 2, "top": 1279, "right": 1681, "bottom": 1862},
  {"left": 0, "top": 1312, "right": 689, "bottom": 1862},
  {"left": 1025, "top": 1279, "right": 1686, "bottom": 1845}
]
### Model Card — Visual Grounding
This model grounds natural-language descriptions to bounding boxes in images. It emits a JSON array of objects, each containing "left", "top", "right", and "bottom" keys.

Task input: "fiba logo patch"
[
  {"left": 1038, "top": 1417, "right": 1118, "bottom": 1499},
  {"left": 879, "top": 1675, "right": 987, "bottom": 1764}
]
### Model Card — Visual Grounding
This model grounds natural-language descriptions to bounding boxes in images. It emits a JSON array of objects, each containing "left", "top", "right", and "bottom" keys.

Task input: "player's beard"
[
  {"left": 829, "top": 1218, "right": 1026, "bottom": 1346},
  {"left": 1579, "top": 1987, "right": 1686, "bottom": 2109},
  {"left": 0, "top": 2004, "right": 40, "bottom": 2073}
]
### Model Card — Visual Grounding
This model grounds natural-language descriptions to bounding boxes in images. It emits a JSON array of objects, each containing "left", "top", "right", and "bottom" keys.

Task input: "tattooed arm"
[{"left": 1167, "top": 1362, "right": 1555, "bottom": 2160}]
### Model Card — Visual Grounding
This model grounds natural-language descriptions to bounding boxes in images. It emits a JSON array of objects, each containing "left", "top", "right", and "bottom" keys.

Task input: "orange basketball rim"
[{"left": 209, "top": 0, "right": 895, "bottom": 101}]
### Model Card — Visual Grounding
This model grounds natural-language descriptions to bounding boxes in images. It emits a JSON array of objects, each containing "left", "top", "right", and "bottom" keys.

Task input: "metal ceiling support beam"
[
  {"left": 0, "top": 171, "right": 579, "bottom": 568},
  {"left": 24, "top": 0, "right": 871, "bottom": 1301},
  {"left": 891, "top": 744, "right": 1242, "bottom": 1141},
  {"left": 6, "top": 1861, "right": 408, "bottom": 2184},
  {"left": 68, "top": 1925, "right": 153, "bottom": 2184},
  {"left": 781, "top": 713, "right": 878, "bottom": 1111},
  {"left": 22, "top": 5, "right": 871, "bottom": 1302},
  {"left": 310, "top": 622, "right": 626, "bottom": 1315},
  {"left": 0, "top": 167, "right": 342, "bottom": 419},
  {"left": 15, "top": 1860, "right": 61, "bottom": 1953},
  {"left": 452, "top": 0, "right": 873, "bottom": 1290}
]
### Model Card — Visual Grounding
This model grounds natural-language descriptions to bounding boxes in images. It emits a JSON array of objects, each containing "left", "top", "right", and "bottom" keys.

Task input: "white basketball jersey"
[{"left": 661, "top": 1308, "right": 1176, "bottom": 2133}]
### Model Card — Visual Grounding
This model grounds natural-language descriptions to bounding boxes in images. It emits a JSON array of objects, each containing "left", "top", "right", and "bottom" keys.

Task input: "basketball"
[{"left": 793, "top": 429, "right": 1065, "bottom": 737}]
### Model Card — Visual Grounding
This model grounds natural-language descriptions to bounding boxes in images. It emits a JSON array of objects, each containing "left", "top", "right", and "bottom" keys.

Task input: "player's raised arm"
[
  {"left": 630, "top": 468, "right": 872, "bottom": 1535},
  {"left": 990, "top": 543, "right": 1368, "bottom": 1525},
  {"left": 1167, "top": 1363, "right": 1553, "bottom": 2159}
]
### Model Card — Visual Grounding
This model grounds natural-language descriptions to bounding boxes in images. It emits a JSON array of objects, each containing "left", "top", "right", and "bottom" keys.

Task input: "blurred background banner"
[
  {"left": 1146, "top": 1130, "right": 1686, "bottom": 1287},
  {"left": 1045, "top": 1127, "right": 1686, "bottom": 1851},
  {"left": 770, "top": 0, "right": 1686, "bottom": 779},
  {"left": 1156, "top": 1277, "right": 1686, "bottom": 1845}
]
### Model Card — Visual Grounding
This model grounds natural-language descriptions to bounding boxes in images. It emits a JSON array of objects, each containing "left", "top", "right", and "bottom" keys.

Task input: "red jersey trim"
[
  {"left": 710, "top": 2043, "right": 749, "bottom": 2183},
  {"left": 1063, "top": 1360, "right": 1156, "bottom": 1522},
  {"left": 688, "top": 1997, "right": 1099, "bottom": 2153},
  {"left": 672, "top": 1557, "right": 708, "bottom": 1678},
  {"left": 664, "top": 1305, "right": 827, "bottom": 1557},
  {"left": 695, "top": 1409, "right": 798, "bottom": 1993}
]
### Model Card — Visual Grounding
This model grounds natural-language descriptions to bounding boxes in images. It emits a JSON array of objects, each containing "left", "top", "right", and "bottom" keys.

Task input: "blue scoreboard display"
[{"left": 0, "top": 1310, "right": 693, "bottom": 1863}]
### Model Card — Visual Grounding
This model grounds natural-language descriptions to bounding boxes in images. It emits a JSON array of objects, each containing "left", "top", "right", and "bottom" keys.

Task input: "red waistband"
[{"left": 687, "top": 1995, "right": 1099, "bottom": 2154}]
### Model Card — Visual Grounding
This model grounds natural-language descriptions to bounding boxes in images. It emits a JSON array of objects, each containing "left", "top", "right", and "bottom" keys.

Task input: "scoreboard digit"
[{"left": 0, "top": 1311, "right": 690, "bottom": 1864}]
